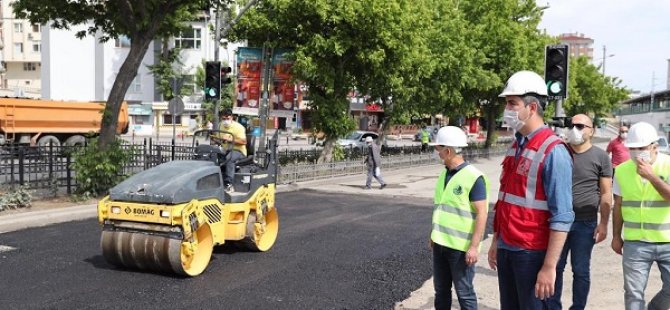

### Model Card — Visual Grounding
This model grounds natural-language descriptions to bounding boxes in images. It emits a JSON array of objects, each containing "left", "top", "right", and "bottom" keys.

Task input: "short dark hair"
[{"left": 219, "top": 108, "right": 233, "bottom": 117}]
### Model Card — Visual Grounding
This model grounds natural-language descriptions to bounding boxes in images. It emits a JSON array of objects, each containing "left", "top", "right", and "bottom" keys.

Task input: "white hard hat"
[
  {"left": 499, "top": 70, "right": 548, "bottom": 97},
  {"left": 429, "top": 126, "right": 468, "bottom": 147},
  {"left": 365, "top": 136, "right": 374, "bottom": 143},
  {"left": 624, "top": 122, "right": 659, "bottom": 148}
]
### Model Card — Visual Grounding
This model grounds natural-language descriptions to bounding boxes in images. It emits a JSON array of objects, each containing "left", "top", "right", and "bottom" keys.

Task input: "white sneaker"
[{"left": 225, "top": 184, "right": 234, "bottom": 192}]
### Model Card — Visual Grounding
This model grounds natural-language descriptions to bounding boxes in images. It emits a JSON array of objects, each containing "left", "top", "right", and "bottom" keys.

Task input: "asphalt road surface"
[{"left": 0, "top": 190, "right": 433, "bottom": 310}]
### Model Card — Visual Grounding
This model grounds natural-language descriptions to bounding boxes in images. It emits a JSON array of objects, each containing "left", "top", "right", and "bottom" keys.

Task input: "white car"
[{"left": 337, "top": 131, "right": 379, "bottom": 149}]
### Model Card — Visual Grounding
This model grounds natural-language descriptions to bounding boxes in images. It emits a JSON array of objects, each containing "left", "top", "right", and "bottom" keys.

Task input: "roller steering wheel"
[{"left": 208, "top": 129, "right": 236, "bottom": 158}]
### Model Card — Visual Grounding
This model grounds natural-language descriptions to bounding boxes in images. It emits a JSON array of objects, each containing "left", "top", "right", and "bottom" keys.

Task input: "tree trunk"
[
  {"left": 318, "top": 138, "right": 336, "bottom": 163},
  {"left": 484, "top": 102, "right": 498, "bottom": 148},
  {"left": 98, "top": 36, "right": 154, "bottom": 149}
]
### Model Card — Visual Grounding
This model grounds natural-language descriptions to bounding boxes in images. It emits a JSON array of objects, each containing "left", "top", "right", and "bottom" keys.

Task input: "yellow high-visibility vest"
[
  {"left": 615, "top": 154, "right": 670, "bottom": 242},
  {"left": 432, "top": 164, "right": 489, "bottom": 251}
]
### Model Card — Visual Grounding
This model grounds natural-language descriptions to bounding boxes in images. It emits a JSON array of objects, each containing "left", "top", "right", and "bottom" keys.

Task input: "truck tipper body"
[{"left": 0, "top": 98, "right": 129, "bottom": 146}]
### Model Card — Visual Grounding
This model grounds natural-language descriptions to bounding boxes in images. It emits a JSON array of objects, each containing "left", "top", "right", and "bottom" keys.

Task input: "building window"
[
  {"left": 163, "top": 114, "right": 182, "bottom": 125},
  {"left": 174, "top": 28, "right": 202, "bottom": 49},
  {"left": 129, "top": 75, "right": 142, "bottom": 93},
  {"left": 33, "top": 44, "right": 40, "bottom": 52},
  {"left": 23, "top": 63, "right": 37, "bottom": 71},
  {"left": 134, "top": 115, "right": 150, "bottom": 125},
  {"left": 14, "top": 23, "right": 22, "bottom": 33},
  {"left": 14, "top": 43, "right": 23, "bottom": 54},
  {"left": 115, "top": 35, "right": 131, "bottom": 48},
  {"left": 32, "top": 24, "right": 40, "bottom": 33},
  {"left": 182, "top": 75, "right": 196, "bottom": 94}
]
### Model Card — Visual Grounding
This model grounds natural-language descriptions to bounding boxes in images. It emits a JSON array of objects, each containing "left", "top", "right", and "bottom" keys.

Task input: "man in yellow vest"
[
  {"left": 215, "top": 108, "right": 247, "bottom": 192},
  {"left": 612, "top": 121, "right": 670, "bottom": 309},
  {"left": 421, "top": 126, "right": 431, "bottom": 152},
  {"left": 429, "top": 126, "right": 489, "bottom": 310}
]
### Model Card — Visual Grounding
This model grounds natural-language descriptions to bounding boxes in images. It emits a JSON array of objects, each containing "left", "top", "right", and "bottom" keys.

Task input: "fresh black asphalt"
[{"left": 0, "top": 189, "right": 434, "bottom": 310}]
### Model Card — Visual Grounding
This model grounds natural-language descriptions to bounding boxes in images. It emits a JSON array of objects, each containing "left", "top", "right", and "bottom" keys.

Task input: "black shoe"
[
  {"left": 380, "top": 184, "right": 387, "bottom": 190},
  {"left": 364, "top": 186, "right": 372, "bottom": 190}
]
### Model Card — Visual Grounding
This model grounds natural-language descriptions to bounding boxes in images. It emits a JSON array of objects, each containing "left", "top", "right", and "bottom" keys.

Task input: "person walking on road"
[
  {"left": 429, "top": 126, "right": 489, "bottom": 310},
  {"left": 547, "top": 114, "right": 612, "bottom": 310},
  {"left": 487, "top": 70, "right": 574, "bottom": 310},
  {"left": 611, "top": 121, "right": 670, "bottom": 310},
  {"left": 364, "top": 136, "right": 386, "bottom": 189},
  {"left": 607, "top": 125, "right": 630, "bottom": 172}
]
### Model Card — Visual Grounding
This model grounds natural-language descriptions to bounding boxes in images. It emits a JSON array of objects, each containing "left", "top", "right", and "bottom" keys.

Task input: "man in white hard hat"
[
  {"left": 488, "top": 70, "right": 574, "bottom": 309},
  {"left": 364, "top": 136, "right": 386, "bottom": 189},
  {"left": 611, "top": 121, "right": 670, "bottom": 309},
  {"left": 429, "top": 126, "right": 489, "bottom": 310},
  {"left": 548, "top": 114, "right": 612, "bottom": 310}
]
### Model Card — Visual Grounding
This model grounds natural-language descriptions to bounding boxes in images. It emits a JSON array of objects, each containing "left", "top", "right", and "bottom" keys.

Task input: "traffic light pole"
[
  {"left": 258, "top": 45, "right": 273, "bottom": 154},
  {"left": 213, "top": 5, "right": 222, "bottom": 131}
]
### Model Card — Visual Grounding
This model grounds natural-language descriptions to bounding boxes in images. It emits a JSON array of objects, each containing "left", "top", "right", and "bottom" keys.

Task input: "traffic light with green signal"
[
  {"left": 205, "top": 61, "right": 221, "bottom": 101},
  {"left": 544, "top": 44, "right": 569, "bottom": 100}
]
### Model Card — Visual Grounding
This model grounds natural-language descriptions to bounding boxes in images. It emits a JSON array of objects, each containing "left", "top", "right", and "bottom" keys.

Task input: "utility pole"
[
  {"left": 651, "top": 71, "right": 657, "bottom": 109},
  {"left": 212, "top": 5, "right": 222, "bottom": 130},
  {"left": 602, "top": 45, "right": 606, "bottom": 75},
  {"left": 258, "top": 44, "right": 273, "bottom": 153}
]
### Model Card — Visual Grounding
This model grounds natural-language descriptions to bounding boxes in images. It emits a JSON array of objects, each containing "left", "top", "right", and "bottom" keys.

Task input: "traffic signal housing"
[
  {"left": 544, "top": 44, "right": 569, "bottom": 100},
  {"left": 221, "top": 66, "right": 232, "bottom": 85},
  {"left": 205, "top": 61, "right": 221, "bottom": 101}
]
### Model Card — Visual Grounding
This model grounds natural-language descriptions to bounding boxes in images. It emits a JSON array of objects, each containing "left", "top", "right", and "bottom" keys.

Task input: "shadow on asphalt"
[{"left": 84, "top": 255, "right": 192, "bottom": 279}]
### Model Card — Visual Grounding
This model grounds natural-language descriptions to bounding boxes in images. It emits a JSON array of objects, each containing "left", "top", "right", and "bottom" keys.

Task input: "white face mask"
[
  {"left": 222, "top": 119, "right": 232, "bottom": 127},
  {"left": 503, "top": 109, "right": 525, "bottom": 131},
  {"left": 567, "top": 127, "right": 585, "bottom": 145},
  {"left": 630, "top": 150, "right": 651, "bottom": 163},
  {"left": 620, "top": 132, "right": 628, "bottom": 140}
]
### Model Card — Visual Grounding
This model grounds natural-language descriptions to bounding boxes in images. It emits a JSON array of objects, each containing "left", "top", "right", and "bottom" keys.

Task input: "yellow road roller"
[{"left": 97, "top": 130, "right": 279, "bottom": 276}]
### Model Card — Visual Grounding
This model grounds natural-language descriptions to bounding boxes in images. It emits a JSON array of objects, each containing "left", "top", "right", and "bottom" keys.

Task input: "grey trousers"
[{"left": 366, "top": 166, "right": 385, "bottom": 188}]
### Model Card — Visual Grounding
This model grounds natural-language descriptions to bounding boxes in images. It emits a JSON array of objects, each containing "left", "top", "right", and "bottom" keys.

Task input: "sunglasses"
[{"left": 568, "top": 123, "right": 592, "bottom": 130}]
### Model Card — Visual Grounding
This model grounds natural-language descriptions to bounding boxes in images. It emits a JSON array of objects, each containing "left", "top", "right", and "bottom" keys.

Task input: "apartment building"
[
  {"left": 41, "top": 13, "right": 241, "bottom": 136},
  {"left": 0, "top": 0, "right": 41, "bottom": 97}
]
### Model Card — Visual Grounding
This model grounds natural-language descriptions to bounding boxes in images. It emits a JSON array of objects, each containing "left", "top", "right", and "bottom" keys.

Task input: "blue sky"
[{"left": 537, "top": 0, "right": 670, "bottom": 93}]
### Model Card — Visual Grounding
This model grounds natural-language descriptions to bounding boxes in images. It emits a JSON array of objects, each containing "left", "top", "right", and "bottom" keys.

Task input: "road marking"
[{"left": 0, "top": 245, "right": 16, "bottom": 253}]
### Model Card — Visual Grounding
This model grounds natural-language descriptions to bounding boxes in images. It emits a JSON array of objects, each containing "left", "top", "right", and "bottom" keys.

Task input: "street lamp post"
[{"left": 600, "top": 45, "right": 615, "bottom": 75}]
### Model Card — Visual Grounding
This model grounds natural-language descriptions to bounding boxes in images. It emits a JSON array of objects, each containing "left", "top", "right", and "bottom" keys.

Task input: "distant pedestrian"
[
  {"left": 421, "top": 126, "right": 431, "bottom": 152},
  {"left": 488, "top": 70, "right": 574, "bottom": 309},
  {"left": 429, "top": 126, "right": 489, "bottom": 310},
  {"left": 612, "top": 121, "right": 670, "bottom": 310},
  {"left": 606, "top": 125, "right": 630, "bottom": 172},
  {"left": 547, "top": 114, "right": 612, "bottom": 310},
  {"left": 364, "top": 136, "right": 386, "bottom": 189}
]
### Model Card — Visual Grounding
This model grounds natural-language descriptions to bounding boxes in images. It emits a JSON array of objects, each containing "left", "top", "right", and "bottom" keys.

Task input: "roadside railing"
[{"left": 0, "top": 138, "right": 509, "bottom": 197}]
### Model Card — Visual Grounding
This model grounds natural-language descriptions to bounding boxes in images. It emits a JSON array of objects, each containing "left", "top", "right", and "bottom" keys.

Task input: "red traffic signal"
[{"left": 221, "top": 66, "right": 232, "bottom": 85}]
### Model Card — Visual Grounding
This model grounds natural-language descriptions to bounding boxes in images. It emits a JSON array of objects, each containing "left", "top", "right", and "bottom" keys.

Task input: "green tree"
[
  {"left": 563, "top": 56, "right": 629, "bottom": 118},
  {"left": 12, "top": 0, "right": 254, "bottom": 149},
  {"left": 233, "top": 0, "right": 443, "bottom": 162},
  {"left": 458, "top": 0, "right": 552, "bottom": 147}
]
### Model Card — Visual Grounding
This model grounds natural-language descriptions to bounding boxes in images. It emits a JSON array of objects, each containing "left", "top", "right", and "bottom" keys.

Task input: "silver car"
[{"left": 337, "top": 131, "right": 379, "bottom": 148}]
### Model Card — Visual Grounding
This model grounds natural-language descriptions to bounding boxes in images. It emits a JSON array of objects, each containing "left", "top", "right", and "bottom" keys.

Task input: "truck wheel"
[
  {"left": 37, "top": 135, "right": 61, "bottom": 148},
  {"left": 64, "top": 135, "right": 86, "bottom": 147}
]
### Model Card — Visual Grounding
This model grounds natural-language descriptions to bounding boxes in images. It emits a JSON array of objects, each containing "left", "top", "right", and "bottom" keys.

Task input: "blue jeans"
[
  {"left": 548, "top": 220, "right": 597, "bottom": 310},
  {"left": 224, "top": 150, "right": 245, "bottom": 185},
  {"left": 623, "top": 241, "right": 670, "bottom": 310},
  {"left": 497, "top": 248, "right": 549, "bottom": 310},
  {"left": 433, "top": 243, "right": 477, "bottom": 310}
]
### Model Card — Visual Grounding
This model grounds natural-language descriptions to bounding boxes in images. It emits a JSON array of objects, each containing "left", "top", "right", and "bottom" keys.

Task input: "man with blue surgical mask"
[
  {"left": 489, "top": 70, "right": 574, "bottom": 310},
  {"left": 612, "top": 121, "right": 670, "bottom": 310},
  {"left": 429, "top": 126, "right": 489, "bottom": 310}
]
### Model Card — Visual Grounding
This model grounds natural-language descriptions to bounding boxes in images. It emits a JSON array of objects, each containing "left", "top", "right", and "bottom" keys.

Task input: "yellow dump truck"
[{"left": 0, "top": 97, "right": 129, "bottom": 146}]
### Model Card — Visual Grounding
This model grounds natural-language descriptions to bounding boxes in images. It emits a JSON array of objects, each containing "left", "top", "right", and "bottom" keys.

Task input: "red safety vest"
[{"left": 494, "top": 127, "right": 565, "bottom": 250}]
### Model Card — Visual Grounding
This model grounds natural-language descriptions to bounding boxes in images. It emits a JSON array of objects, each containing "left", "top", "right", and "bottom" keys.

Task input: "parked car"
[
  {"left": 337, "top": 131, "right": 379, "bottom": 148},
  {"left": 658, "top": 136, "right": 670, "bottom": 154}
]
